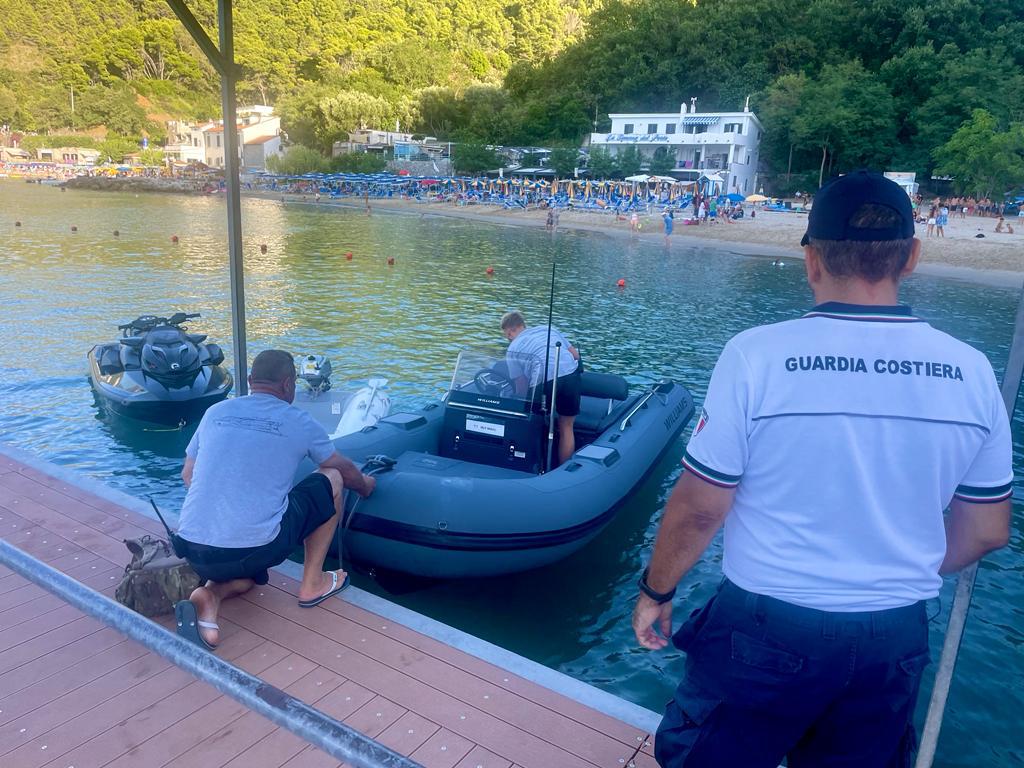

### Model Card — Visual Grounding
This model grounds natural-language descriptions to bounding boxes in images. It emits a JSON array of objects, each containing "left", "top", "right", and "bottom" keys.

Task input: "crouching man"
[{"left": 174, "top": 349, "right": 376, "bottom": 650}]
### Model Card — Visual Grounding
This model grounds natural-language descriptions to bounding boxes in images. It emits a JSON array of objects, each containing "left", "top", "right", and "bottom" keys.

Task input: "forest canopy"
[{"left": 1, "top": 0, "right": 1022, "bottom": 188}]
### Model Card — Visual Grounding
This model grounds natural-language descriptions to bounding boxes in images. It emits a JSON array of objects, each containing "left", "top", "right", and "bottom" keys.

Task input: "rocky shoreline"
[{"left": 64, "top": 176, "right": 213, "bottom": 194}]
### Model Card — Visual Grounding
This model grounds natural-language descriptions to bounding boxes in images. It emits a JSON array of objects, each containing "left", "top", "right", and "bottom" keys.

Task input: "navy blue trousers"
[{"left": 655, "top": 580, "right": 930, "bottom": 768}]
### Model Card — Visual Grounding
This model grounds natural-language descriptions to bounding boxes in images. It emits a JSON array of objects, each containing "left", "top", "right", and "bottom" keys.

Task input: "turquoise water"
[{"left": 1, "top": 181, "right": 1020, "bottom": 765}]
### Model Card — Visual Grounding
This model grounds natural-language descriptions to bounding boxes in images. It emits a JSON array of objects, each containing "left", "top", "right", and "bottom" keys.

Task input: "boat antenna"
[{"left": 541, "top": 252, "right": 556, "bottom": 417}]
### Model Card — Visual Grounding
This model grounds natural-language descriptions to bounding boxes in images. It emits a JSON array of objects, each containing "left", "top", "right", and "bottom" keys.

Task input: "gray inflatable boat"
[{"left": 310, "top": 350, "right": 694, "bottom": 578}]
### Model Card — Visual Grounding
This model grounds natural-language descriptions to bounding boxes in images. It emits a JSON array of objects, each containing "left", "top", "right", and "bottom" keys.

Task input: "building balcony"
[{"left": 591, "top": 132, "right": 753, "bottom": 148}]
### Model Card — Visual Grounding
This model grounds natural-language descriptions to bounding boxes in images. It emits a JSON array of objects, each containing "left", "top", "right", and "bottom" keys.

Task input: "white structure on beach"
[{"left": 589, "top": 99, "right": 763, "bottom": 194}]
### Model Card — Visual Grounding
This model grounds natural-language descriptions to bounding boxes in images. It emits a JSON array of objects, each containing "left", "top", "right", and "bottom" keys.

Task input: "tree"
[
  {"left": 266, "top": 145, "right": 330, "bottom": 175},
  {"left": 615, "top": 146, "right": 642, "bottom": 177},
  {"left": 587, "top": 146, "right": 616, "bottom": 179},
  {"left": 452, "top": 143, "right": 499, "bottom": 174},
  {"left": 757, "top": 73, "right": 807, "bottom": 181},
  {"left": 548, "top": 147, "right": 579, "bottom": 176},
  {"left": 934, "top": 109, "right": 1024, "bottom": 199},
  {"left": 330, "top": 152, "right": 387, "bottom": 173},
  {"left": 647, "top": 146, "right": 676, "bottom": 175}
]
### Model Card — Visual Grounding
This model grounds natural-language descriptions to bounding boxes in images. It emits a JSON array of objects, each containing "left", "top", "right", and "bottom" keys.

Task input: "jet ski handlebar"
[{"left": 117, "top": 312, "right": 201, "bottom": 333}]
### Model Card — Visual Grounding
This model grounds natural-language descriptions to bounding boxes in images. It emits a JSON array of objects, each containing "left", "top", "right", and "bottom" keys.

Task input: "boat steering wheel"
[{"left": 473, "top": 368, "right": 515, "bottom": 398}]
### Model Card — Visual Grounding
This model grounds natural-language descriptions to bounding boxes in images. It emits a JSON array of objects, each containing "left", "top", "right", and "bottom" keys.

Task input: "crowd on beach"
[{"left": 916, "top": 195, "right": 1022, "bottom": 238}]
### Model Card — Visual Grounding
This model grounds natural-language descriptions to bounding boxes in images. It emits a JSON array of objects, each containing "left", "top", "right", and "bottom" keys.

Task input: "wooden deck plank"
[
  {"left": 0, "top": 633, "right": 139, "bottom": 716},
  {"left": 229, "top": 591, "right": 625, "bottom": 766},
  {"left": 217, "top": 665, "right": 354, "bottom": 768},
  {"left": 409, "top": 728, "right": 476, "bottom": 768},
  {"left": 167, "top": 652, "right": 348, "bottom": 768},
  {"left": 0, "top": 615, "right": 107, "bottom": 676},
  {"left": 45, "top": 645, "right": 303, "bottom": 768},
  {"left": 0, "top": 553, "right": 113, "bottom": 612},
  {"left": 452, "top": 745, "right": 514, "bottom": 768},
  {"left": 0, "top": 564, "right": 122, "bottom": 633},
  {"left": 279, "top": 745, "right": 343, "bottom": 768},
  {"left": 6, "top": 634, "right": 265, "bottom": 768}
]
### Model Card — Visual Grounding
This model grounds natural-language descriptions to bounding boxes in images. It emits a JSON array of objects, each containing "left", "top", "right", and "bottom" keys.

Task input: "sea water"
[{"left": 1, "top": 181, "right": 1020, "bottom": 766}]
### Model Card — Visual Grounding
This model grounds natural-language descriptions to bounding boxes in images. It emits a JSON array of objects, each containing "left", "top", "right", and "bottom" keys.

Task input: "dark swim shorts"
[
  {"left": 178, "top": 472, "right": 335, "bottom": 585},
  {"left": 543, "top": 369, "right": 582, "bottom": 417}
]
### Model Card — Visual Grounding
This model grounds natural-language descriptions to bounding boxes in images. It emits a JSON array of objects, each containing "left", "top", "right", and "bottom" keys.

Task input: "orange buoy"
[
  {"left": 171, "top": 235, "right": 179, "bottom": 243},
  {"left": 616, "top": 278, "right": 626, "bottom": 288},
  {"left": 387, "top": 257, "right": 395, "bottom": 266},
  {"left": 70, "top": 225, "right": 77, "bottom": 232},
  {"left": 260, "top": 243, "right": 268, "bottom": 253},
  {"left": 486, "top": 266, "right": 495, "bottom": 275}
]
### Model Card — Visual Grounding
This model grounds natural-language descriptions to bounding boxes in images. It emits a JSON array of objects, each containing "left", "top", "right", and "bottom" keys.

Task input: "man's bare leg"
[
  {"left": 558, "top": 415, "right": 576, "bottom": 465},
  {"left": 298, "top": 468, "right": 345, "bottom": 603},
  {"left": 189, "top": 577, "right": 255, "bottom": 647}
]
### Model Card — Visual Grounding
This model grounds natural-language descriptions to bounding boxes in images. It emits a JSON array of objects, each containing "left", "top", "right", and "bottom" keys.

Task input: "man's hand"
[
  {"left": 633, "top": 594, "right": 673, "bottom": 650},
  {"left": 359, "top": 473, "right": 377, "bottom": 498}
]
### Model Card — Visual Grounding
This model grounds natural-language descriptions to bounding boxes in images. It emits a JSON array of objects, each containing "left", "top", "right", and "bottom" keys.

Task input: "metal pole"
[
  {"left": 546, "top": 341, "right": 562, "bottom": 471},
  {"left": 0, "top": 539, "right": 421, "bottom": 768},
  {"left": 915, "top": 283, "right": 1024, "bottom": 767},
  {"left": 219, "top": 0, "right": 248, "bottom": 395}
]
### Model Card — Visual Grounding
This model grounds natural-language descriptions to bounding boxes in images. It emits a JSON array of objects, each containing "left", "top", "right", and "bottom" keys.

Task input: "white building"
[
  {"left": 164, "top": 106, "right": 281, "bottom": 170},
  {"left": 589, "top": 100, "right": 763, "bottom": 194}
]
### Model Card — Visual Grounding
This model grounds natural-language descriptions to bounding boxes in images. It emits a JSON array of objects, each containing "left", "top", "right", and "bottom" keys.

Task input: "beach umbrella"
[
  {"left": 745, "top": 194, "right": 770, "bottom": 202},
  {"left": 725, "top": 193, "right": 745, "bottom": 202}
]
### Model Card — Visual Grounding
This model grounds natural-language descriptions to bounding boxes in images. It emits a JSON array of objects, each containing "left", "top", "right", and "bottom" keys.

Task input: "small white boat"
[{"left": 292, "top": 355, "right": 391, "bottom": 438}]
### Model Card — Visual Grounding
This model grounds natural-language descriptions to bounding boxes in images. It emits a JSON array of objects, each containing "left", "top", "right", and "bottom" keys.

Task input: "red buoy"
[
  {"left": 171, "top": 235, "right": 179, "bottom": 243},
  {"left": 260, "top": 243, "right": 268, "bottom": 253},
  {"left": 617, "top": 278, "right": 626, "bottom": 288},
  {"left": 345, "top": 251, "right": 353, "bottom": 260},
  {"left": 387, "top": 257, "right": 395, "bottom": 266},
  {"left": 486, "top": 266, "right": 495, "bottom": 275}
]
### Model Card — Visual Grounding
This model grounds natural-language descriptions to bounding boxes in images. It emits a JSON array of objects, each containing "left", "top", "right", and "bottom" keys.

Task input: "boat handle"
[{"left": 620, "top": 389, "right": 656, "bottom": 431}]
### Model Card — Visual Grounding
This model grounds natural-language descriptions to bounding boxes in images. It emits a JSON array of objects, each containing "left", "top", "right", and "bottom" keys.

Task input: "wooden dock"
[{"left": 0, "top": 449, "right": 659, "bottom": 768}]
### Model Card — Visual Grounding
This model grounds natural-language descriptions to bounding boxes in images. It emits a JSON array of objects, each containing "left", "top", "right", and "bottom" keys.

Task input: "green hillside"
[{"left": 2, "top": 0, "right": 1022, "bottom": 188}]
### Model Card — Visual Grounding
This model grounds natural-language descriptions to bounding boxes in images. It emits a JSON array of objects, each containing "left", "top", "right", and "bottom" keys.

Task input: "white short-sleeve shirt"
[
  {"left": 178, "top": 393, "right": 336, "bottom": 548},
  {"left": 683, "top": 302, "right": 1013, "bottom": 611},
  {"left": 506, "top": 325, "right": 578, "bottom": 387}
]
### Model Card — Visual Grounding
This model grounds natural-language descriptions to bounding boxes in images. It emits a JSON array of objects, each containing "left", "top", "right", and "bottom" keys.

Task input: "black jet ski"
[{"left": 88, "top": 312, "right": 232, "bottom": 425}]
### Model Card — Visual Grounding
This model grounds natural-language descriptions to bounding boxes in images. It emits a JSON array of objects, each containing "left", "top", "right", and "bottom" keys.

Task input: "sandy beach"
[{"left": 256, "top": 192, "right": 1023, "bottom": 286}]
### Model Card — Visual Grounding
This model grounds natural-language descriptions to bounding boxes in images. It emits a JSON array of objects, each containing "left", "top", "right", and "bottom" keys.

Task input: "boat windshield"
[{"left": 447, "top": 349, "right": 541, "bottom": 413}]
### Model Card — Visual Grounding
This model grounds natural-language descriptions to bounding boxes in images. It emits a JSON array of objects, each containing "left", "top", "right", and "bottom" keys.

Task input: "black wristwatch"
[{"left": 638, "top": 568, "right": 676, "bottom": 604}]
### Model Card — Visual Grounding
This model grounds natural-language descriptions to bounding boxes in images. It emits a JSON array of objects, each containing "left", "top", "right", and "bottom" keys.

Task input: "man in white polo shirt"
[
  {"left": 633, "top": 171, "right": 1012, "bottom": 767},
  {"left": 501, "top": 311, "right": 581, "bottom": 464}
]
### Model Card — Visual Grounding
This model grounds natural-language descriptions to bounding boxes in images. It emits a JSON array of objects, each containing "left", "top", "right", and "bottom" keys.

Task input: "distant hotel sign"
[{"left": 603, "top": 133, "right": 671, "bottom": 143}]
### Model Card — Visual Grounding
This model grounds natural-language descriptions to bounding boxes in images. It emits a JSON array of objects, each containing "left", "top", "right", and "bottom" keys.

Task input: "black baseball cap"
[{"left": 800, "top": 170, "right": 915, "bottom": 246}]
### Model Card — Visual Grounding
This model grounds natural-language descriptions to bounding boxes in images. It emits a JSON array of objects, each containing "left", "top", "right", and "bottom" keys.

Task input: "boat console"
[{"left": 439, "top": 350, "right": 547, "bottom": 473}]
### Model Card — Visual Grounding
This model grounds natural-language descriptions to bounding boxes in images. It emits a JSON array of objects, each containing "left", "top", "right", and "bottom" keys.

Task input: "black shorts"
[
  {"left": 178, "top": 473, "right": 335, "bottom": 585},
  {"left": 543, "top": 369, "right": 581, "bottom": 417}
]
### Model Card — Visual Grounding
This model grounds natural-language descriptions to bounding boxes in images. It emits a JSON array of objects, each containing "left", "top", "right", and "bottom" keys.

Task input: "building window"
[
  {"left": 647, "top": 123, "right": 657, "bottom": 134},
  {"left": 666, "top": 124, "right": 676, "bottom": 134},
  {"left": 623, "top": 124, "right": 634, "bottom": 134},
  {"left": 746, "top": 153, "right": 751, "bottom": 165},
  {"left": 736, "top": 124, "right": 743, "bottom": 134},
  {"left": 216, "top": 135, "right": 221, "bottom": 148},
  {"left": 724, "top": 123, "right": 743, "bottom": 134},
  {"left": 744, "top": 178, "right": 749, "bottom": 192}
]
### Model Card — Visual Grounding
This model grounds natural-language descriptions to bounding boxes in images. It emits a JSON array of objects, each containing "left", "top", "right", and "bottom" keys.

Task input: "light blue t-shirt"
[
  {"left": 506, "top": 325, "right": 578, "bottom": 387},
  {"left": 178, "top": 393, "right": 336, "bottom": 547}
]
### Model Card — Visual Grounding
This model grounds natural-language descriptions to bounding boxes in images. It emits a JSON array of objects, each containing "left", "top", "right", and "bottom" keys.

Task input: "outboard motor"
[{"left": 298, "top": 354, "right": 332, "bottom": 394}]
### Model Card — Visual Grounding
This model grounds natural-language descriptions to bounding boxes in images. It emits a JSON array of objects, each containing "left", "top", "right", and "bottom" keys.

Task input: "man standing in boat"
[
  {"left": 501, "top": 311, "right": 581, "bottom": 465},
  {"left": 173, "top": 349, "right": 377, "bottom": 650},
  {"left": 633, "top": 171, "right": 1012, "bottom": 767}
]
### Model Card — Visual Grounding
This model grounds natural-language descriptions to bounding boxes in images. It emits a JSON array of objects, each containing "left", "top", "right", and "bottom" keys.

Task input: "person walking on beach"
[
  {"left": 926, "top": 205, "right": 937, "bottom": 237},
  {"left": 936, "top": 204, "right": 948, "bottom": 237},
  {"left": 663, "top": 209, "right": 674, "bottom": 242},
  {"left": 633, "top": 171, "right": 1012, "bottom": 768},
  {"left": 630, "top": 211, "right": 640, "bottom": 233},
  {"left": 173, "top": 350, "right": 377, "bottom": 650}
]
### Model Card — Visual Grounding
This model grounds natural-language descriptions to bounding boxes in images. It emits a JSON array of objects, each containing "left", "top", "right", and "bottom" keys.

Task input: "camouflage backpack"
[{"left": 115, "top": 535, "right": 202, "bottom": 617}]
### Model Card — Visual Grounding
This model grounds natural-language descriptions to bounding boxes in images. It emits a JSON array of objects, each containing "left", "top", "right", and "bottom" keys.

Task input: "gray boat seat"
[
  {"left": 578, "top": 371, "right": 629, "bottom": 401},
  {"left": 574, "top": 395, "right": 632, "bottom": 435},
  {"left": 573, "top": 372, "right": 631, "bottom": 434}
]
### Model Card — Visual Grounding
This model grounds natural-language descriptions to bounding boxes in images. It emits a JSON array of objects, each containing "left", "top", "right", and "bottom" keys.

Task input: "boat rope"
[
  {"left": 915, "top": 283, "right": 1024, "bottom": 767},
  {"left": 335, "top": 455, "right": 398, "bottom": 568}
]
